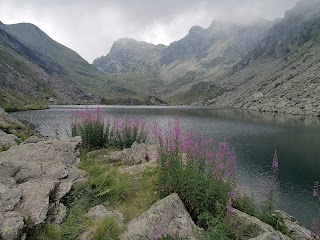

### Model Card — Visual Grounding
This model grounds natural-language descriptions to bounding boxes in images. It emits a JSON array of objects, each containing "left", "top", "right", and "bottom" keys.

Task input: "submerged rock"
[{"left": 119, "top": 193, "right": 199, "bottom": 240}]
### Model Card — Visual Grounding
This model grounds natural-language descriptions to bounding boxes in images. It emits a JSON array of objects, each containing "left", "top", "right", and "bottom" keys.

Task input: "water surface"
[{"left": 13, "top": 105, "right": 320, "bottom": 228}]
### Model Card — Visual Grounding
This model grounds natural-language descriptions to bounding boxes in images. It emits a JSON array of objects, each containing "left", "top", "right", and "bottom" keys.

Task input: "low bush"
[
  {"left": 153, "top": 119, "right": 237, "bottom": 235},
  {"left": 71, "top": 107, "right": 148, "bottom": 150},
  {"left": 109, "top": 115, "right": 148, "bottom": 149},
  {"left": 28, "top": 155, "right": 129, "bottom": 240},
  {"left": 71, "top": 107, "right": 108, "bottom": 150}
]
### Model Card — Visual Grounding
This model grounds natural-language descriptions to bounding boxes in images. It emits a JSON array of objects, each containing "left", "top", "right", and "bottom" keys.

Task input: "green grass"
[
  {"left": 109, "top": 166, "right": 160, "bottom": 223},
  {"left": 28, "top": 145, "right": 161, "bottom": 240},
  {"left": 81, "top": 217, "right": 121, "bottom": 240},
  {"left": 28, "top": 150, "right": 129, "bottom": 240}
]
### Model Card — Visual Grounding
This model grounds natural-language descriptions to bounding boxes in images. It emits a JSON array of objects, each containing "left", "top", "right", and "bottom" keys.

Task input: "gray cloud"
[{"left": 0, "top": 0, "right": 298, "bottom": 63}]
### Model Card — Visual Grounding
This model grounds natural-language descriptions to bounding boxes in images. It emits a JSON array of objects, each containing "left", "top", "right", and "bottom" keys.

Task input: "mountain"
[
  {"left": 0, "top": 22, "right": 152, "bottom": 110},
  {"left": 209, "top": 0, "right": 320, "bottom": 116},
  {"left": 93, "top": 0, "right": 320, "bottom": 116},
  {"left": 93, "top": 19, "right": 274, "bottom": 100},
  {"left": 94, "top": 38, "right": 165, "bottom": 75}
]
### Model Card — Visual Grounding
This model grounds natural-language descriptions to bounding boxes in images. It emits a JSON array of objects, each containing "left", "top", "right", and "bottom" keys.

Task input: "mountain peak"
[
  {"left": 189, "top": 26, "right": 206, "bottom": 35},
  {"left": 109, "top": 38, "right": 161, "bottom": 55},
  {"left": 115, "top": 38, "right": 139, "bottom": 44}
]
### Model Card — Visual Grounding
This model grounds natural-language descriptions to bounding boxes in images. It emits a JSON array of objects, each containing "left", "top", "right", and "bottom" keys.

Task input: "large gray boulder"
[
  {"left": 0, "top": 136, "right": 84, "bottom": 240},
  {"left": 118, "top": 160, "right": 157, "bottom": 175},
  {"left": 85, "top": 205, "right": 124, "bottom": 226},
  {"left": 119, "top": 193, "right": 199, "bottom": 240},
  {"left": 232, "top": 208, "right": 275, "bottom": 238},
  {"left": 107, "top": 142, "right": 158, "bottom": 165},
  {"left": 0, "top": 130, "right": 18, "bottom": 149},
  {"left": 0, "top": 107, "right": 24, "bottom": 129},
  {"left": 275, "top": 210, "right": 313, "bottom": 240}
]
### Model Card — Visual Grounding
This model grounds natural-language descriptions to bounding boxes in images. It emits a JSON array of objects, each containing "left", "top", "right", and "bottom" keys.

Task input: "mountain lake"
[{"left": 13, "top": 105, "right": 320, "bottom": 228}]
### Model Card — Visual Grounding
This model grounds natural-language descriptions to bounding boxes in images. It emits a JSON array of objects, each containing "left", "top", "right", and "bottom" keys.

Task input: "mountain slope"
[
  {"left": 0, "top": 22, "right": 155, "bottom": 109},
  {"left": 207, "top": 0, "right": 320, "bottom": 116},
  {"left": 93, "top": 19, "right": 273, "bottom": 98},
  {"left": 93, "top": 0, "right": 320, "bottom": 116}
]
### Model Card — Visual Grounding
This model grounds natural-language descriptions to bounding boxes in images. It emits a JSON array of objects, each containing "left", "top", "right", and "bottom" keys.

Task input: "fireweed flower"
[
  {"left": 226, "top": 188, "right": 238, "bottom": 222},
  {"left": 152, "top": 228, "right": 166, "bottom": 240},
  {"left": 272, "top": 149, "right": 279, "bottom": 171},
  {"left": 313, "top": 182, "right": 319, "bottom": 198}
]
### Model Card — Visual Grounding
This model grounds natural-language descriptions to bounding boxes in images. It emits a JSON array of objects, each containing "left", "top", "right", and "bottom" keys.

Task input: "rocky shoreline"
[{"left": 0, "top": 137, "right": 313, "bottom": 239}]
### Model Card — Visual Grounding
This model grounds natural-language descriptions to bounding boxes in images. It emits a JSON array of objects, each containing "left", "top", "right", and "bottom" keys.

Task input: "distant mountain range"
[
  {"left": 0, "top": 0, "right": 319, "bottom": 116},
  {"left": 93, "top": 0, "right": 320, "bottom": 116}
]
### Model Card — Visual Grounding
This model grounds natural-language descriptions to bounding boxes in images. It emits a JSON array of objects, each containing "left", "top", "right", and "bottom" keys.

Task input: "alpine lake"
[{"left": 13, "top": 105, "right": 320, "bottom": 228}]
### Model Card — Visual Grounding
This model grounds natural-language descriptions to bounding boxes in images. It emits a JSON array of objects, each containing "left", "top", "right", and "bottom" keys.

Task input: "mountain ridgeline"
[
  {"left": 0, "top": 0, "right": 319, "bottom": 116},
  {"left": 93, "top": 0, "right": 320, "bottom": 116},
  {"left": 0, "top": 22, "right": 159, "bottom": 110}
]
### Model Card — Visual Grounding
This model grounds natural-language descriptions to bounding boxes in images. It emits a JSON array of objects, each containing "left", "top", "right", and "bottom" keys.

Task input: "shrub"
[
  {"left": 153, "top": 119, "right": 236, "bottom": 229},
  {"left": 109, "top": 115, "right": 148, "bottom": 149},
  {"left": 71, "top": 107, "right": 148, "bottom": 150},
  {"left": 71, "top": 107, "right": 108, "bottom": 150},
  {"left": 60, "top": 158, "right": 128, "bottom": 240}
]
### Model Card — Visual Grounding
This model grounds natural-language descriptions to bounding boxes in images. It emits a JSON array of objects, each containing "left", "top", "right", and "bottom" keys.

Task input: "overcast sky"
[{"left": 0, "top": 0, "right": 298, "bottom": 63}]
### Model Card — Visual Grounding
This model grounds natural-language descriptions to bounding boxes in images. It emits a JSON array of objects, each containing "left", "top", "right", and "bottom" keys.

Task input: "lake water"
[{"left": 13, "top": 105, "right": 320, "bottom": 228}]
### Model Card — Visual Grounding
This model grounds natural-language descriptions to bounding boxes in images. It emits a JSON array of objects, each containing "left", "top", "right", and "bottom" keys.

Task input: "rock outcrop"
[
  {"left": 232, "top": 208, "right": 275, "bottom": 238},
  {"left": 107, "top": 142, "right": 158, "bottom": 165},
  {"left": 85, "top": 205, "right": 124, "bottom": 226},
  {"left": 275, "top": 210, "right": 313, "bottom": 240},
  {"left": 0, "top": 130, "right": 18, "bottom": 148},
  {"left": 0, "top": 136, "right": 84, "bottom": 240},
  {"left": 119, "top": 193, "right": 199, "bottom": 240},
  {"left": 0, "top": 107, "right": 24, "bottom": 129},
  {"left": 250, "top": 231, "right": 292, "bottom": 240},
  {"left": 231, "top": 208, "right": 311, "bottom": 240}
]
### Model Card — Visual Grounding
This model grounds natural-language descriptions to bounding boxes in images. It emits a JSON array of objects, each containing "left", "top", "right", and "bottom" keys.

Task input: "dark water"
[{"left": 13, "top": 105, "right": 320, "bottom": 228}]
